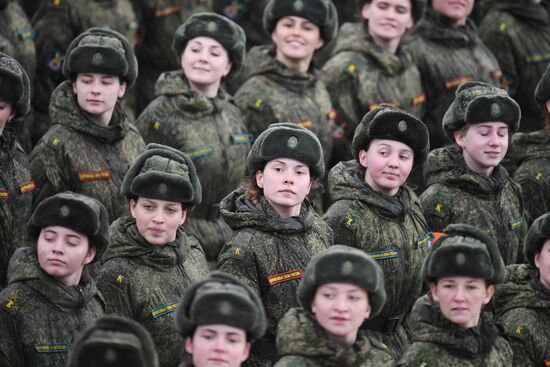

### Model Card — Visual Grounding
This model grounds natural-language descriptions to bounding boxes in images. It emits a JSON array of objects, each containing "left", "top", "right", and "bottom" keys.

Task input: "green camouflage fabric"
[
  {"left": 493, "top": 264, "right": 550, "bottom": 367},
  {"left": 478, "top": 0, "right": 550, "bottom": 132},
  {"left": 29, "top": 81, "right": 146, "bottom": 223},
  {"left": 397, "top": 294, "right": 514, "bottom": 367},
  {"left": 275, "top": 307, "right": 395, "bottom": 367},
  {"left": 323, "top": 160, "right": 429, "bottom": 356},
  {"left": 406, "top": 7, "right": 501, "bottom": 149},
  {"left": 234, "top": 45, "right": 335, "bottom": 166},
  {"left": 0, "top": 247, "right": 104, "bottom": 367},
  {"left": 0, "top": 127, "right": 33, "bottom": 289},
  {"left": 216, "top": 188, "right": 333, "bottom": 367},
  {"left": 420, "top": 146, "right": 527, "bottom": 265},
  {"left": 135, "top": 70, "right": 250, "bottom": 263},
  {"left": 30, "top": 0, "right": 138, "bottom": 146},
  {"left": 321, "top": 22, "right": 426, "bottom": 162},
  {"left": 511, "top": 130, "right": 550, "bottom": 223},
  {"left": 97, "top": 216, "right": 209, "bottom": 367}
]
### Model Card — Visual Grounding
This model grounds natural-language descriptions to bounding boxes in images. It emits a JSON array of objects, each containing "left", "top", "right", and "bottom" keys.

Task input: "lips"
[
  {"left": 48, "top": 258, "right": 65, "bottom": 266},
  {"left": 87, "top": 99, "right": 102, "bottom": 104},
  {"left": 485, "top": 151, "right": 501, "bottom": 158},
  {"left": 148, "top": 227, "right": 164, "bottom": 234},
  {"left": 279, "top": 189, "right": 295, "bottom": 195}
]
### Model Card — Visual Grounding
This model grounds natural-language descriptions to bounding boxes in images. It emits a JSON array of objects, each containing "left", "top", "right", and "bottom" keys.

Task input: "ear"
[
  {"left": 72, "top": 81, "right": 78, "bottom": 95},
  {"left": 83, "top": 244, "right": 97, "bottom": 265},
  {"left": 364, "top": 302, "right": 372, "bottom": 320},
  {"left": 242, "top": 342, "right": 251, "bottom": 362},
  {"left": 482, "top": 285, "right": 495, "bottom": 305},
  {"left": 429, "top": 282, "right": 439, "bottom": 303},
  {"left": 7, "top": 106, "right": 15, "bottom": 122},
  {"left": 179, "top": 209, "right": 188, "bottom": 226},
  {"left": 361, "top": 2, "right": 371, "bottom": 21},
  {"left": 358, "top": 149, "right": 369, "bottom": 168},
  {"left": 534, "top": 251, "right": 542, "bottom": 270},
  {"left": 255, "top": 170, "right": 264, "bottom": 189},
  {"left": 129, "top": 198, "right": 138, "bottom": 219},
  {"left": 405, "top": 14, "right": 414, "bottom": 30},
  {"left": 118, "top": 81, "right": 127, "bottom": 98},
  {"left": 223, "top": 61, "right": 233, "bottom": 78},
  {"left": 454, "top": 130, "right": 465, "bottom": 148},
  {"left": 546, "top": 100, "right": 550, "bottom": 114},
  {"left": 184, "top": 337, "right": 193, "bottom": 354},
  {"left": 316, "top": 38, "right": 324, "bottom": 50}
]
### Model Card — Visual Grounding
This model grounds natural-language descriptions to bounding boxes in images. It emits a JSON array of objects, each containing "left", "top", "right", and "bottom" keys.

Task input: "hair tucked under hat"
[{"left": 0, "top": 52, "right": 30, "bottom": 118}]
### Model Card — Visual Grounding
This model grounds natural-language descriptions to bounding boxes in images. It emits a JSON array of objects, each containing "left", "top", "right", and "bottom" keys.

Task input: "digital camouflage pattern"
[
  {"left": 97, "top": 216, "right": 209, "bottom": 367},
  {"left": 323, "top": 160, "right": 429, "bottom": 356},
  {"left": 406, "top": 7, "right": 501, "bottom": 149},
  {"left": 0, "top": 247, "right": 104, "bottom": 367},
  {"left": 29, "top": 81, "right": 146, "bottom": 223},
  {"left": 29, "top": 0, "right": 138, "bottom": 146},
  {"left": 135, "top": 71, "right": 250, "bottom": 263},
  {"left": 478, "top": 0, "right": 550, "bottom": 132},
  {"left": 420, "top": 146, "right": 527, "bottom": 265},
  {"left": 275, "top": 307, "right": 395, "bottom": 367},
  {"left": 217, "top": 188, "right": 332, "bottom": 367},
  {"left": 397, "top": 294, "right": 514, "bottom": 367},
  {"left": 511, "top": 130, "right": 550, "bottom": 222},
  {"left": 321, "top": 22, "right": 426, "bottom": 162},
  {"left": 0, "top": 127, "right": 33, "bottom": 289},
  {"left": 493, "top": 264, "right": 550, "bottom": 367}
]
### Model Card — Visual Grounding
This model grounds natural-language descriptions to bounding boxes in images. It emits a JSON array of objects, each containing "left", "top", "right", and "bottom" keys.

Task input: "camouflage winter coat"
[
  {"left": 136, "top": 71, "right": 250, "bottom": 263},
  {"left": 398, "top": 294, "right": 514, "bottom": 366},
  {"left": 97, "top": 216, "right": 209, "bottom": 367},
  {"left": 0, "top": 127, "right": 33, "bottom": 288},
  {"left": 420, "top": 146, "right": 527, "bottom": 265},
  {"left": 406, "top": 8, "right": 501, "bottom": 149},
  {"left": 0, "top": 247, "right": 104, "bottom": 367},
  {"left": 493, "top": 264, "right": 550, "bottom": 367},
  {"left": 511, "top": 130, "right": 550, "bottom": 223},
  {"left": 29, "top": 81, "right": 145, "bottom": 223},
  {"left": 321, "top": 22, "right": 425, "bottom": 161},
  {"left": 217, "top": 188, "right": 333, "bottom": 367},
  {"left": 234, "top": 45, "right": 335, "bottom": 166},
  {"left": 275, "top": 307, "right": 395, "bottom": 367},
  {"left": 479, "top": 1, "right": 550, "bottom": 132}
]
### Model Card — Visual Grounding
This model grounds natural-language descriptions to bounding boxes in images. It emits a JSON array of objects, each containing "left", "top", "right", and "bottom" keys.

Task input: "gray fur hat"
[
  {"left": 27, "top": 192, "right": 109, "bottom": 262},
  {"left": 352, "top": 104, "right": 430, "bottom": 167},
  {"left": 263, "top": 0, "right": 339, "bottom": 46},
  {"left": 359, "top": 0, "right": 427, "bottom": 23},
  {"left": 422, "top": 224, "right": 507, "bottom": 284},
  {"left": 534, "top": 62, "right": 550, "bottom": 111},
  {"left": 63, "top": 27, "right": 138, "bottom": 87},
  {"left": 442, "top": 81, "right": 521, "bottom": 141},
  {"left": 524, "top": 212, "right": 550, "bottom": 268},
  {"left": 177, "top": 271, "right": 267, "bottom": 342},
  {"left": 247, "top": 122, "right": 325, "bottom": 178},
  {"left": 298, "top": 245, "right": 387, "bottom": 318},
  {"left": 0, "top": 52, "right": 30, "bottom": 118},
  {"left": 66, "top": 315, "right": 159, "bottom": 367},
  {"left": 173, "top": 12, "right": 246, "bottom": 80},
  {"left": 121, "top": 143, "right": 202, "bottom": 207}
]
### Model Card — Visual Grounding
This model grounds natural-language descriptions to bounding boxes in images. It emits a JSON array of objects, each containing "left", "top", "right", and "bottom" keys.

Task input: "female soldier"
[
  {"left": 217, "top": 123, "right": 333, "bottom": 366},
  {"left": 493, "top": 213, "right": 550, "bottom": 366},
  {"left": 398, "top": 224, "right": 513, "bottom": 366},
  {"left": 176, "top": 271, "right": 267, "bottom": 367},
  {"left": 97, "top": 144, "right": 209, "bottom": 367},
  {"left": 321, "top": 0, "right": 427, "bottom": 163},
  {"left": 323, "top": 105, "right": 430, "bottom": 357},
  {"left": 135, "top": 13, "right": 250, "bottom": 265},
  {"left": 420, "top": 81, "right": 527, "bottom": 265},
  {"left": 0, "top": 52, "right": 33, "bottom": 288},
  {"left": 275, "top": 245, "right": 394, "bottom": 366},
  {"left": 29, "top": 27, "right": 146, "bottom": 223},
  {"left": 0, "top": 192, "right": 108, "bottom": 367}
]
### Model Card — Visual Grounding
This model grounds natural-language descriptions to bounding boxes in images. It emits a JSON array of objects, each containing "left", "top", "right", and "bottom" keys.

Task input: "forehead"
[
  {"left": 40, "top": 225, "right": 86, "bottom": 238},
  {"left": 368, "top": 138, "right": 413, "bottom": 151},
  {"left": 469, "top": 121, "right": 509, "bottom": 129},
  {"left": 187, "top": 36, "right": 225, "bottom": 49},
  {"left": 266, "top": 157, "right": 309, "bottom": 168},
  {"left": 316, "top": 282, "right": 368, "bottom": 294},
  {"left": 194, "top": 324, "right": 246, "bottom": 335},
  {"left": 77, "top": 73, "right": 117, "bottom": 79},
  {"left": 277, "top": 15, "right": 318, "bottom": 26}
]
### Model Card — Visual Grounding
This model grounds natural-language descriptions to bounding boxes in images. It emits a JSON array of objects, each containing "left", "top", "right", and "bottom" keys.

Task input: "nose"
[
  {"left": 213, "top": 337, "right": 227, "bottom": 353},
  {"left": 283, "top": 171, "right": 295, "bottom": 185},
  {"left": 52, "top": 239, "right": 64, "bottom": 254},
  {"left": 488, "top": 132, "right": 501, "bottom": 146},
  {"left": 90, "top": 80, "right": 100, "bottom": 95},
  {"left": 152, "top": 209, "right": 165, "bottom": 224},
  {"left": 334, "top": 295, "right": 349, "bottom": 312},
  {"left": 388, "top": 153, "right": 399, "bottom": 168},
  {"left": 453, "top": 286, "right": 466, "bottom": 302}
]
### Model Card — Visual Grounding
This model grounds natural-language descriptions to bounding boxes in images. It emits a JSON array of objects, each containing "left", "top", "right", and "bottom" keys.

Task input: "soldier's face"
[
  {"left": 431, "top": 0, "right": 474, "bottom": 26},
  {"left": 362, "top": 0, "right": 414, "bottom": 44},
  {"left": 311, "top": 283, "right": 371, "bottom": 345},
  {"left": 534, "top": 240, "right": 550, "bottom": 291},
  {"left": 0, "top": 100, "right": 15, "bottom": 135},
  {"left": 73, "top": 73, "right": 126, "bottom": 126},
  {"left": 185, "top": 324, "right": 251, "bottom": 367},
  {"left": 181, "top": 37, "right": 232, "bottom": 97},
  {"left": 430, "top": 277, "right": 494, "bottom": 329},
  {"left": 255, "top": 158, "right": 313, "bottom": 218},
  {"left": 272, "top": 16, "right": 324, "bottom": 68},
  {"left": 454, "top": 122, "right": 509, "bottom": 177},
  {"left": 36, "top": 226, "right": 96, "bottom": 286},
  {"left": 359, "top": 139, "right": 414, "bottom": 197},
  {"left": 130, "top": 197, "right": 187, "bottom": 246}
]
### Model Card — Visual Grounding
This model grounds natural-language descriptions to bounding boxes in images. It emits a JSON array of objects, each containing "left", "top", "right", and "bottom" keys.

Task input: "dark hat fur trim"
[
  {"left": 298, "top": 245, "right": 387, "bottom": 318},
  {"left": 176, "top": 271, "right": 267, "bottom": 342},
  {"left": 524, "top": 212, "right": 550, "bottom": 268},
  {"left": 422, "top": 224, "right": 507, "bottom": 284},
  {"left": 27, "top": 192, "right": 109, "bottom": 262},
  {"left": 263, "top": 0, "right": 339, "bottom": 46},
  {"left": 0, "top": 52, "right": 30, "bottom": 117},
  {"left": 535, "top": 62, "right": 550, "bottom": 111},
  {"left": 352, "top": 104, "right": 430, "bottom": 167},
  {"left": 247, "top": 122, "right": 325, "bottom": 178},
  {"left": 173, "top": 12, "right": 246, "bottom": 80}
]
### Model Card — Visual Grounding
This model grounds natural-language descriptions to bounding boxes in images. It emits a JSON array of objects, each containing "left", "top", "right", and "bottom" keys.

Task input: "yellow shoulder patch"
[
  {"left": 536, "top": 172, "right": 543, "bottom": 181},
  {"left": 153, "top": 121, "right": 161, "bottom": 130}
]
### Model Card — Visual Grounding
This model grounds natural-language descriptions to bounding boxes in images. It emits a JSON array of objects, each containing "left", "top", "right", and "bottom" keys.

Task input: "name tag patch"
[
  {"left": 35, "top": 343, "right": 70, "bottom": 353},
  {"left": 0, "top": 189, "right": 8, "bottom": 200},
  {"left": 20, "top": 180, "right": 36, "bottom": 194},
  {"left": 78, "top": 169, "right": 112, "bottom": 182},
  {"left": 183, "top": 145, "right": 214, "bottom": 159},
  {"left": 231, "top": 133, "right": 254, "bottom": 145},
  {"left": 509, "top": 217, "right": 525, "bottom": 231},
  {"left": 268, "top": 269, "right": 303, "bottom": 286},
  {"left": 368, "top": 249, "right": 399, "bottom": 261},
  {"left": 417, "top": 232, "right": 434, "bottom": 255},
  {"left": 445, "top": 75, "right": 474, "bottom": 89},
  {"left": 151, "top": 301, "right": 178, "bottom": 319}
]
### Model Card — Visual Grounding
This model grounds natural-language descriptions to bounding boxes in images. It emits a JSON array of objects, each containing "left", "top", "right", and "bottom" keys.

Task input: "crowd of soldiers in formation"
[{"left": 0, "top": 0, "right": 549, "bottom": 366}]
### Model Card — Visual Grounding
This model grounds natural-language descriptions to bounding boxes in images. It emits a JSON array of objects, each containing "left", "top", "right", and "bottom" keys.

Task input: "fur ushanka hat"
[
  {"left": 0, "top": 52, "right": 30, "bottom": 118},
  {"left": 534, "top": 62, "right": 550, "bottom": 112},
  {"left": 298, "top": 245, "right": 387, "bottom": 318},
  {"left": 422, "top": 223, "right": 507, "bottom": 284},
  {"left": 524, "top": 212, "right": 550, "bottom": 268}
]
